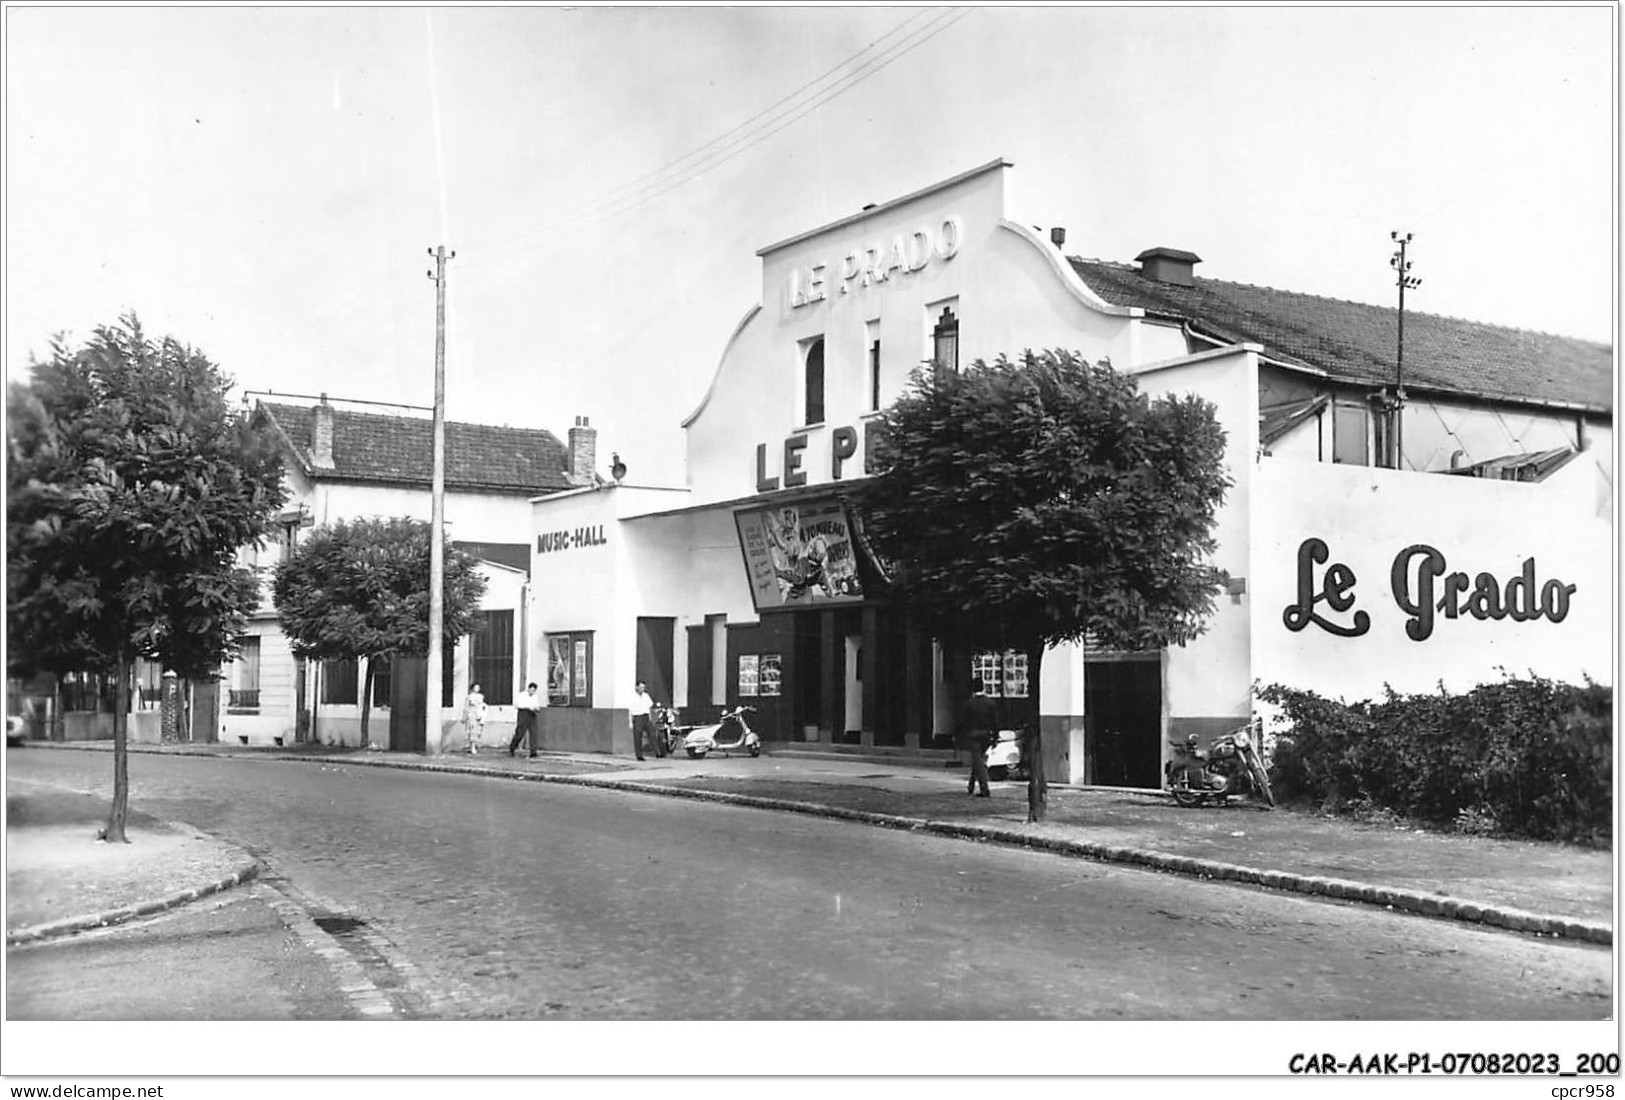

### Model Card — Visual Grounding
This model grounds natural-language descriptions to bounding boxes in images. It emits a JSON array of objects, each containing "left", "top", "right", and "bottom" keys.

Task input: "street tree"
[
  {"left": 6, "top": 315, "right": 288, "bottom": 841},
  {"left": 271, "top": 516, "right": 488, "bottom": 746},
  {"left": 855, "top": 349, "right": 1231, "bottom": 822}
]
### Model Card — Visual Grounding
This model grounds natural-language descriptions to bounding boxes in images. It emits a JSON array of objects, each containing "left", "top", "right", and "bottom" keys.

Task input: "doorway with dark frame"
[
  {"left": 1084, "top": 656, "right": 1163, "bottom": 788},
  {"left": 635, "top": 617, "right": 676, "bottom": 709}
]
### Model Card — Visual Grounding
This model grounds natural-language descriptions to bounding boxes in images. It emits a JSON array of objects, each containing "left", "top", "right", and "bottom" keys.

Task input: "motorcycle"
[
  {"left": 652, "top": 704, "right": 685, "bottom": 756},
  {"left": 682, "top": 705, "right": 761, "bottom": 759},
  {"left": 1165, "top": 723, "right": 1275, "bottom": 808}
]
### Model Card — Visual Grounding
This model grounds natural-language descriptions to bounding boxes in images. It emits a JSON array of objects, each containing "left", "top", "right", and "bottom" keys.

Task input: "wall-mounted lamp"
[{"left": 610, "top": 453, "right": 627, "bottom": 483}]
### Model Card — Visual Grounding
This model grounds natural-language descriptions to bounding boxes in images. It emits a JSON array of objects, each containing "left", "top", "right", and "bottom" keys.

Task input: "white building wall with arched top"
[{"left": 1251, "top": 458, "right": 1611, "bottom": 701}]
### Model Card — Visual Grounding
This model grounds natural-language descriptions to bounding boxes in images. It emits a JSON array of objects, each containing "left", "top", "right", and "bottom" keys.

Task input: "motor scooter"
[
  {"left": 1165, "top": 723, "right": 1275, "bottom": 808},
  {"left": 682, "top": 705, "right": 761, "bottom": 759},
  {"left": 984, "top": 729, "right": 1026, "bottom": 781}
]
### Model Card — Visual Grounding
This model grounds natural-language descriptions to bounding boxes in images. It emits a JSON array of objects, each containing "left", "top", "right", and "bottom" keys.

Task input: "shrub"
[{"left": 1258, "top": 675, "right": 1611, "bottom": 846}]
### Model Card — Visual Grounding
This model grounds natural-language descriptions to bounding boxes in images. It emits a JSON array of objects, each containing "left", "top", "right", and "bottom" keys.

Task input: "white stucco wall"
[
  {"left": 1252, "top": 457, "right": 1612, "bottom": 700},
  {"left": 307, "top": 482, "right": 535, "bottom": 543},
  {"left": 529, "top": 487, "right": 688, "bottom": 711},
  {"left": 1132, "top": 347, "right": 1261, "bottom": 725},
  {"left": 683, "top": 161, "right": 1142, "bottom": 510}
]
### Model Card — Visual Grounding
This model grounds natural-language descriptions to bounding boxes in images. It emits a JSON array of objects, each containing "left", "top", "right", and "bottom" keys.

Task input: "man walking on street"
[
  {"left": 510, "top": 682, "right": 540, "bottom": 758},
  {"left": 630, "top": 680, "right": 655, "bottom": 762},
  {"left": 961, "top": 677, "right": 999, "bottom": 797}
]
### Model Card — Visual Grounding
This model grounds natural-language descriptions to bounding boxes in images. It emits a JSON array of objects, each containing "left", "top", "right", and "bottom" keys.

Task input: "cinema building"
[{"left": 527, "top": 159, "right": 1612, "bottom": 787}]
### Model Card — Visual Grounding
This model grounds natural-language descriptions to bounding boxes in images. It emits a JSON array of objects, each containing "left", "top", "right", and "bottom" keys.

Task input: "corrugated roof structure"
[
  {"left": 1070, "top": 258, "right": 1613, "bottom": 414},
  {"left": 258, "top": 402, "right": 575, "bottom": 495}
]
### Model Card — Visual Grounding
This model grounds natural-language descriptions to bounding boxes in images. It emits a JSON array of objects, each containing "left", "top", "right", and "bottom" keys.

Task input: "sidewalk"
[
  {"left": 5, "top": 740, "right": 1613, "bottom": 946},
  {"left": 6, "top": 780, "right": 258, "bottom": 944}
]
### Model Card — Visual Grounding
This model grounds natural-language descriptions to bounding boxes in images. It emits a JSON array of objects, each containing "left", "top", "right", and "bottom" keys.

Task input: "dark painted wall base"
[{"left": 536, "top": 708, "right": 623, "bottom": 755}]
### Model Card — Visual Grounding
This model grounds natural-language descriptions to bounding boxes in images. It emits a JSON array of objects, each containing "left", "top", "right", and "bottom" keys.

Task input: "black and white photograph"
[{"left": 3, "top": 2, "right": 1617, "bottom": 1093}]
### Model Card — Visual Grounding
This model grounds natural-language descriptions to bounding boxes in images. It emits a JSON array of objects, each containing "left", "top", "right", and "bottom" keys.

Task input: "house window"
[
  {"left": 738, "top": 655, "right": 759, "bottom": 698},
  {"left": 322, "top": 659, "right": 358, "bottom": 705},
  {"left": 932, "top": 305, "right": 959, "bottom": 378},
  {"left": 547, "top": 631, "right": 593, "bottom": 707},
  {"left": 1001, "top": 651, "right": 1029, "bottom": 699},
  {"left": 867, "top": 320, "right": 882, "bottom": 411},
  {"left": 971, "top": 650, "right": 1028, "bottom": 698},
  {"left": 229, "top": 638, "right": 261, "bottom": 710},
  {"left": 470, "top": 610, "right": 514, "bottom": 706},
  {"left": 759, "top": 653, "right": 783, "bottom": 697},
  {"left": 1332, "top": 401, "right": 1370, "bottom": 466},
  {"left": 803, "top": 338, "right": 826, "bottom": 426}
]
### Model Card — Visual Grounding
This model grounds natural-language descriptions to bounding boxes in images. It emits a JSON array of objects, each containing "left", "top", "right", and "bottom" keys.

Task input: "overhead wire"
[
  {"left": 309, "top": 10, "right": 976, "bottom": 345},
  {"left": 459, "top": 7, "right": 946, "bottom": 256},
  {"left": 458, "top": 7, "right": 976, "bottom": 273}
]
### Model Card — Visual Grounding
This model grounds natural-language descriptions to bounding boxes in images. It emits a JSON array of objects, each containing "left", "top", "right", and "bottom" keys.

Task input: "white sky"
[{"left": 5, "top": 5, "right": 1616, "bottom": 483}]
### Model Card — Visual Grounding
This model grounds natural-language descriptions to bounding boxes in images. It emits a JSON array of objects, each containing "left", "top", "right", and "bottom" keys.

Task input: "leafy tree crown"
[
  {"left": 7, "top": 314, "right": 287, "bottom": 677},
  {"left": 856, "top": 348, "right": 1231, "bottom": 655},
  {"left": 272, "top": 516, "right": 488, "bottom": 662}
]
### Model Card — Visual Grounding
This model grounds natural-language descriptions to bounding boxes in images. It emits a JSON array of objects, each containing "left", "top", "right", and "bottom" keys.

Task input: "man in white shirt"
[
  {"left": 630, "top": 680, "right": 655, "bottom": 762},
  {"left": 509, "top": 681, "right": 541, "bottom": 758}
]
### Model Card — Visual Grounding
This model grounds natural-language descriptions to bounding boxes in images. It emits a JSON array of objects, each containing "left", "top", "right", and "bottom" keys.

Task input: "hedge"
[{"left": 1258, "top": 675, "right": 1612, "bottom": 847}]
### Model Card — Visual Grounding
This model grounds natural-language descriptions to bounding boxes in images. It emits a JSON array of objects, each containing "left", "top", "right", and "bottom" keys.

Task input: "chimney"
[
  {"left": 1135, "top": 246, "right": 1202, "bottom": 287},
  {"left": 311, "top": 393, "right": 335, "bottom": 470},
  {"left": 567, "top": 416, "right": 597, "bottom": 485}
]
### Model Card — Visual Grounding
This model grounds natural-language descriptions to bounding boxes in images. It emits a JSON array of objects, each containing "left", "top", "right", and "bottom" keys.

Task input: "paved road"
[{"left": 7, "top": 750, "right": 1612, "bottom": 1021}]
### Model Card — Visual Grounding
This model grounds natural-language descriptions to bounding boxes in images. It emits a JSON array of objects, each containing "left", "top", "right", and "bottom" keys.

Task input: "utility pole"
[
  {"left": 426, "top": 245, "right": 454, "bottom": 753},
  {"left": 1389, "top": 231, "right": 1421, "bottom": 470}
]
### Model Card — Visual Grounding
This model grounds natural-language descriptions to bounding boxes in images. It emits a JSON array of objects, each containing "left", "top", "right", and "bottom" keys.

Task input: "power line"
[
  {"left": 458, "top": 8, "right": 956, "bottom": 261},
  {"left": 459, "top": 8, "right": 975, "bottom": 272},
  {"left": 463, "top": 7, "right": 945, "bottom": 256},
  {"left": 296, "top": 11, "right": 975, "bottom": 345}
]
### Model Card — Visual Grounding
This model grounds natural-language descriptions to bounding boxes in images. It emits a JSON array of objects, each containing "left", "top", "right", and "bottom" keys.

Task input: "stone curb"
[
  {"left": 25, "top": 744, "right": 1613, "bottom": 946},
  {"left": 532, "top": 772, "right": 1614, "bottom": 946},
  {"left": 6, "top": 851, "right": 261, "bottom": 948}
]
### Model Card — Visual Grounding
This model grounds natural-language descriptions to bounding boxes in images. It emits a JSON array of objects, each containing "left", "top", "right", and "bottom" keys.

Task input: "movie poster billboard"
[{"left": 735, "top": 499, "right": 864, "bottom": 609}]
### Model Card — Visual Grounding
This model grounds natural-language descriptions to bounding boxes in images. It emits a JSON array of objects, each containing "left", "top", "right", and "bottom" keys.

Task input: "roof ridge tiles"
[
  {"left": 1198, "top": 272, "right": 1603, "bottom": 346},
  {"left": 1069, "top": 257, "right": 1607, "bottom": 346},
  {"left": 1065, "top": 256, "right": 1609, "bottom": 412}
]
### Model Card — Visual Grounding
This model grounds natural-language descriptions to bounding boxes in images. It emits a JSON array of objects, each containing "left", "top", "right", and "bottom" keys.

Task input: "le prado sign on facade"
[
  {"left": 787, "top": 216, "right": 962, "bottom": 308},
  {"left": 1283, "top": 537, "right": 1577, "bottom": 642}
]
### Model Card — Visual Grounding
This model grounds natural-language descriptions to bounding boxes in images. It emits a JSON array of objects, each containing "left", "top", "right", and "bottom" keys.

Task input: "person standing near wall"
[
  {"left": 961, "top": 677, "right": 999, "bottom": 797},
  {"left": 630, "top": 680, "right": 655, "bottom": 762},
  {"left": 509, "top": 681, "right": 540, "bottom": 758},
  {"left": 463, "top": 683, "right": 487, "bottom": 755}
]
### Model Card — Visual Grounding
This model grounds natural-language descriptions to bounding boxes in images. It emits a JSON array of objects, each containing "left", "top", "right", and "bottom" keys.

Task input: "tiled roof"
[
  {"left": 1071, "top": 259, "right": 1613, "bottom": 413},
  {"left": 258, "top": 402, "right": 574, "bottom": 494}
]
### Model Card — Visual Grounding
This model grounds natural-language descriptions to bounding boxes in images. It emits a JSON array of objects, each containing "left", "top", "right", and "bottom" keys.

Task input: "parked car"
[{"left": 6, "top": 714, "right": 26, "bottom": 748}]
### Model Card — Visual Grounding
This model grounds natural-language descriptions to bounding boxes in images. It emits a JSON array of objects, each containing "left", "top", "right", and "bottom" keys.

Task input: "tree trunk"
[
  {"left": 1026, "top": 644, "right": 1047, "bottom": 824},
  {"left": 360, "top": 658, "right": 376, "bottom": 748},
  {"left": 106, "top": 654, "right": 131, "bottom": 843}
]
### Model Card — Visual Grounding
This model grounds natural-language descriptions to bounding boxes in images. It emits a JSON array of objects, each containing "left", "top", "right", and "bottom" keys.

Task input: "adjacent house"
[{"left": 224, "top": 396, "right": 598, "bottom": 749}]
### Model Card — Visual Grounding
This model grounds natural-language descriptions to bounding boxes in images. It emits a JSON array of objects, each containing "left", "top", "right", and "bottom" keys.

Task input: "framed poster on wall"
[{"left": 735, "top": 499, "right": 864, "bottom": 610}]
